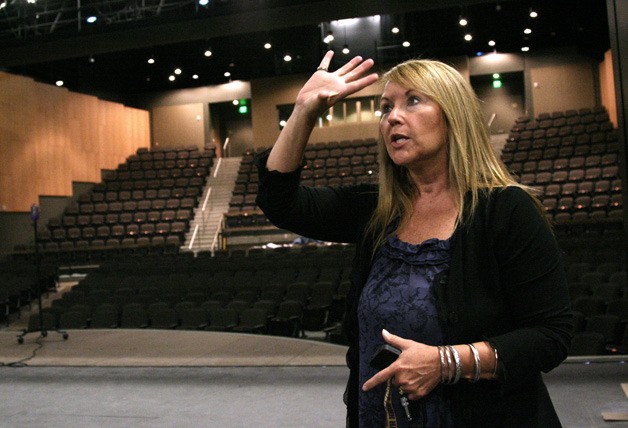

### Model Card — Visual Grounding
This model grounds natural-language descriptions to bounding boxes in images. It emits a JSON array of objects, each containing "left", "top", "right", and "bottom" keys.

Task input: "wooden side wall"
[{"left": 0, "top": 72, "right": 150, "bottom": 212}]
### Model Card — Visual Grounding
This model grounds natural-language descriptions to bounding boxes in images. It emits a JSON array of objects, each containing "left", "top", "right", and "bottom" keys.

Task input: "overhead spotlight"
[
  {"left": 192, "top": 74, "right": 199, "bottom": 80},
  {"left": 264, "top": 42, "right": 272, "bottom": 50},
  {"left": 524, "top": 28, "right": 532, "bottom": 35},
  {"left": 488, "top": 40, "right": 496, "bottom": 47},
  {"left": 0, "top": 2, "right": 6, "bottom": 10},
  {"left": 464, "top": 34, "right": 473, "bottom": 42},
  {"left": 224, "top": 71, "right": 231, "bottom": 77},
  {"left": 55, "top": 80, "right": 64, "bottom": 87},
  {"left": 283, "top": 54, "right": 292, "bottom": 62},
  {"left": 232, "top": 99, "right": 239, "bottom": 106},
  {"left": 174, "top": 68, "right": 182, "bottom": 75},
  {"left": 391, "top": 27, "right": 400, "bottom": 34},
  {"left": 204, "top": 50, "right": 212, "bottom": 57},
  {"left": 529, "top": 9, "right": 538, "bottom": 18},
  {"left": 459, "top": 17, "right": 468, "bottom": 26},
  {"left": 402, "top": 41, "right": 410, "bottom": 48},
  {"left": 323, "top": 31, "right": 334, "bottom": 44},
  {"left": 198, "top": 0, "right": 210, "bottom": 5},
  {"left": 26, "top": 0, "right": 35, "bottom": 3},
  {"left": 86, "top": 16, "right": 97, "bottom": 23},
  {"left": 521, "top": 46, "right": 530, "bottom": 52},
  {"left": 342, "top": 44, "right": 350, "bottom": 54},
  {"left": 169, "top": 75, "right": 175, "bottom": 81},
  {"left": 147, "top": 58, "right": 155, "bottom": 64}
]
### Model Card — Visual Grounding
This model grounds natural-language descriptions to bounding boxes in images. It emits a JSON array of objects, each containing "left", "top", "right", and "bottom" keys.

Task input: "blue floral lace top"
[{"left": 358, "top": 227, "right": 454, "bottom": 427}]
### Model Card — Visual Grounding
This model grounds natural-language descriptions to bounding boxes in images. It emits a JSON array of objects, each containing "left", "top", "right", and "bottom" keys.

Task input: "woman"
[{"left": 256, "top": 51, "right": 573, "bottom": 427}]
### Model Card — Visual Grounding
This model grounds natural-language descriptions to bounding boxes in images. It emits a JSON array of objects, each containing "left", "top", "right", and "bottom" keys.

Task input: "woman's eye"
[
  {"left": 380, "top": 104, "right": 392, "bottom": 114},
  {"left": 408, "top": 96, "right": 421, "bottom": 105}
]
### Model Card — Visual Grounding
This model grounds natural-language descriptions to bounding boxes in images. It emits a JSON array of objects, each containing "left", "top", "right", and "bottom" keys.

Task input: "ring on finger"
[{"left": 316, "top": 66, "right": 328, "bottom": 72}]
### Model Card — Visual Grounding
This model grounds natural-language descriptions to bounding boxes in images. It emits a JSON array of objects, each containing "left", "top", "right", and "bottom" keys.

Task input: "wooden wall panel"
[{"left": 0, "top": 72, "right": 150, "bottom": 211}]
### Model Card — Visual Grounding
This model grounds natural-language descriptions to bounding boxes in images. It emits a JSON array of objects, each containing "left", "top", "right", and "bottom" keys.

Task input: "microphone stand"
[{"left": 17, "top": 204, "right": 68, "bottom": 344}]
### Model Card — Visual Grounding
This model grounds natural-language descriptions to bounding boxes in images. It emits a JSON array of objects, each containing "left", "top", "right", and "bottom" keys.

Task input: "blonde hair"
[{"left": 366, "top": 59, "right": 541, "bottom": 251}]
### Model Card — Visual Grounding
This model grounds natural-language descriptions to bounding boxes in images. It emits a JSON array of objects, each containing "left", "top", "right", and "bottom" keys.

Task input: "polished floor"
[{"left": 1, "top": 288, "right": 627, "bottom": 427}]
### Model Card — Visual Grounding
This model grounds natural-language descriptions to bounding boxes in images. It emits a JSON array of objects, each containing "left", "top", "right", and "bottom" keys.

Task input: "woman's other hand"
[{"left": 362, "top": 329, "right": 442, "bottom": 401}]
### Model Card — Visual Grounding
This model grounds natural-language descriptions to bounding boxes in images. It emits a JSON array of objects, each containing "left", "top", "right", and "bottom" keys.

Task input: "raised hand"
[{"left": 294, "top": 50, "right": 379, "bottom": 121}]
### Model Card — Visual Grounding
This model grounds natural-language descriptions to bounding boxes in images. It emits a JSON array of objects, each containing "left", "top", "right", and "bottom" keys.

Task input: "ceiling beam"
[{"left": 0, "top": 0, "right": 509, "bottom": 67}]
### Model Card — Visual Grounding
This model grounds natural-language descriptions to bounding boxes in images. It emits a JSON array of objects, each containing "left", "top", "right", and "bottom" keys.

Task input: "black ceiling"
[{"left": 0, "top": 0, "right": 610, "bottom": 105}]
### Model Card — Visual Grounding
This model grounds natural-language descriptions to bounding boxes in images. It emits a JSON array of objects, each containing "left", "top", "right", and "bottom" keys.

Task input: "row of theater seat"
[{"left": 37, "top": 146, "right": 215, "bottom": 252}]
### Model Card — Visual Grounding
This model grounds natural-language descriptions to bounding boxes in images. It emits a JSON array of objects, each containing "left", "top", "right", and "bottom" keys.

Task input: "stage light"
[
  {"left": 55, "top": 80, "right": 64, "bottom": 87},
  {"left": 488, "top": 40, "right": 496, "bottom": 47},
  {"left": 264, "top": 43, "right": 272, "bottom": 49},
  {"left": 464, "top": 34, "right": 473, "bottom": 42},
  {"left": 192, "top": 75, "right": 199, "bottom": 80},
  {"left": 530, "top": 9, "right": 538, "bottom": 18},
  {"left": 174, "top": 68, "right": 182, "bottom": 75},
  {"left": 147, "top": 58, "right": 155, "bottom": 64},
  {"left": 521, "top": 46, "right": 530, "bottom": 52},
  {"left": 391, "top": 27, "right": 400, "bottom": 34},
  {"left": 524, "top": 28, "right": 532, "bottom": 35},
  {"left": 169, "top": 75, "right": 175, "bottom": 81},
  {"left": 323, "top": 31, "right": 334, "bottom": 44},
  {"left": 204, "top": 50, "right": 212, "bottom": 57},
  {"left": 342, "top": 45, "right": 350, "bottom": 54},
  {"left": 284, "top": 54, "right": 292, "bottom": 62},
  {"left": 232, "top": 99, "right": 239, "bottom": 106},
  {"left": 402, "top": 41, "right": 410, "bottom": 48},
  {"left": 224, "top": 71, "right": 231, "bottom": 77},
  {"left": 459, "top": 17, "right": 468, "bottom": 26},
  {"left": 86, "top": 16, "right": 97, "bottom": 23}
]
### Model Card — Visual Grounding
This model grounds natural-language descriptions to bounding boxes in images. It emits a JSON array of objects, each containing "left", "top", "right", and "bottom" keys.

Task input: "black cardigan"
[{"left": 255, "top": 152, "right": 573, "bottom": 427}]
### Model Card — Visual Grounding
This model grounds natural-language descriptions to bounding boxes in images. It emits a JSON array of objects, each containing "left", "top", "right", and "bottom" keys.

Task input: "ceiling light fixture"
[
  {"left": 86, "top": 16, "right": 97, "bottom": 23},
  {"left": 391, "top": 27, "right": 400, "bottom": 34},
  {"left": 169, "top": 75, "right": 175, "bottom": 81},
  {"left": 459, "top": 17, "right": 468, "bottom": 26},
  {"left": 464, "top": 34, "right": 473, "bottom": 42},
  {"left": 488, "top": 40, "right": 496, "bottom": 47},
  {"left": 147, "top": 58, "right": 155, "bottom": 64},
  {"left": 0, "top": 2, "right": 6, "bottom": 10},
  {"left": 521, "top": 46, "right": 530, "bottom": 52},
  {"left": 198, "top": 0, "right": 209, "bottom": 5},
  {"left": 342, "top": 44, "right": 350, "bottom": 54},
  {"left": 323, "top": 31, "right": 334, "bottom": 44},
  {"left": 264, "top": 42, "right": 272, "bottom": 49},
  {"left": 174, "top": 68, "right": 182, "bottom": 75},
  {"left": 529, "top": 9, "right": 538, "bottom": 18},
  {"left": 204, "top": 50, "right": 212, "bottom": 57},
  {"left": 402, "top": 41, "right": 410, "bottom": 48},
  {"left": 232, "top": 99, "right": 239, "bottom": 106},
  {"left": 524, "top": 28, "right": 532, "bottom": 35},
  {"left": 192, "top": 75, "right": 199, "bottom": 80},
  {"left": 283, "top": 54, "right": 292, "bottom": 62},
  {"left": 55, "top": 80, "right": 64, "bottom": 87},
  {"left": 224, "top": 71, "right": 231, "bottom": 77}
]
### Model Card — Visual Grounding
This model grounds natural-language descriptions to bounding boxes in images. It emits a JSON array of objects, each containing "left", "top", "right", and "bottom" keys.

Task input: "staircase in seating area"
[{"left": 182, "top": 156, "right": 241, "bottom": 254}]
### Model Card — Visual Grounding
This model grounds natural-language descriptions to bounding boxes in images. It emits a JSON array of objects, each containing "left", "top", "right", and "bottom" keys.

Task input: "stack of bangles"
[{"left": 437, "top": 344, "right": 499, "bottom": 384}]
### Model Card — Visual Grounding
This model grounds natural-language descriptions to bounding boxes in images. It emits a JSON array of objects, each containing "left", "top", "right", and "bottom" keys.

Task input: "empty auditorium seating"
[
  {"left": 38, "top": 146, "right": 214, "bottom": 259},
  {"left": 224, "top": 139, "right": 379, "bottom": 235}
]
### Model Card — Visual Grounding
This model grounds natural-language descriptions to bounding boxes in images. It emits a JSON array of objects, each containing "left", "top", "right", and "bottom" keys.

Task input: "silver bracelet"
[
  {"left": 438, "top": 346, "right": 447, "bottom": 384},
  {"left": 444, "top": 345, "right": 453, "bottom": 384},
  {"left": 468, "top": 344, "right": 481, "bottom": 383},
  {"left": 448, "top": 345, "right": 462, "bottom": 385}
]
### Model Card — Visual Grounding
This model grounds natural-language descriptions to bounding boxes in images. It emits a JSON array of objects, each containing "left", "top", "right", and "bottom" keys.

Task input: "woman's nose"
[{"left": 387, "top": 106, "right": 402, "bottom": 124}]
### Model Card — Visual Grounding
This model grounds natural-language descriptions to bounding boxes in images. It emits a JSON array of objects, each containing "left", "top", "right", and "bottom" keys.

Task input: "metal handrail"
[{"left": 210, "top": 213, "right": 224, "bottom": 256}]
